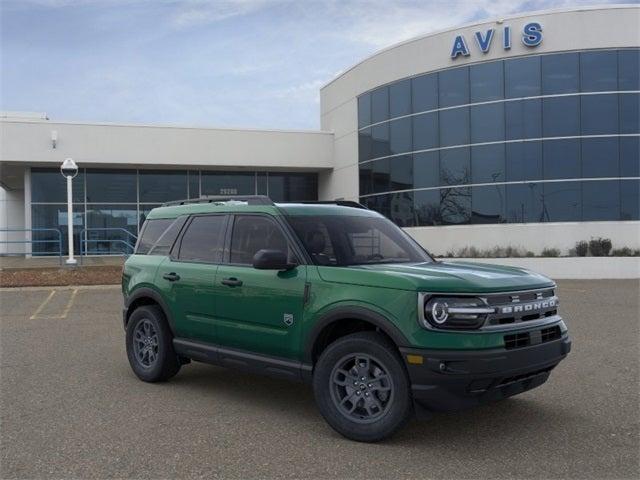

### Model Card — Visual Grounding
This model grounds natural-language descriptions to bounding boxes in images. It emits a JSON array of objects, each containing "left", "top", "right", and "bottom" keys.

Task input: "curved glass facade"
[{"left": 357, "top": 49, "right": 640, "bottom": 226}]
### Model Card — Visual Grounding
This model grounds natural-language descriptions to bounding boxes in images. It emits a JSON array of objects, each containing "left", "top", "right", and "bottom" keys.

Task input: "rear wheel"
[
  {"left": 126, "top": 305, "right": 180, "bottom": 382},
  {"left": 313, "top": 331, "right": 413, "bottom": 442}
]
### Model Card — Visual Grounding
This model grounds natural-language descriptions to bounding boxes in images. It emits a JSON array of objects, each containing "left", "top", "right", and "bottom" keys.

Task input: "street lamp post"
[{"left": 60, "top": 158, "right": 78, "bottom": 265}]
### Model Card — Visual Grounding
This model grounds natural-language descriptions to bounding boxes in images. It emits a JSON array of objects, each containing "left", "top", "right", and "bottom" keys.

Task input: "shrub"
[
  {"left": 540, "top": 247, "right": 561, "bottom": 257},
  {"left": 575, "top": 241, "right": 589, "bottom": 257},
  {"left": 611, "top": 247, "right": 640, "bottom": 257},
  {"left": 589, "top": 237, "right": 612, "bottom": 257}
]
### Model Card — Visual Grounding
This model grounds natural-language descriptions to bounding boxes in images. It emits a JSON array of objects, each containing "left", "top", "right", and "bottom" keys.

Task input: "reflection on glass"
[
  {"left": 359, "top": 128, "right": 373, "bottom": 162},
  {"left": 413, "top": 152, "right": 439, "bottom": 189},
  {"left": 358, "top": 94, "right": 371, "bottom": 128},
  {"left": 31, "top": 204, "right": 84, "bottom": 255},
  {"left": 543, "top": 182, "right": 581, "bottom": 222},
  {"left": 471, "top": 144, "right": 505, "bottom": 184},
  {"left": 439, "top": 67, "right": 469, "bottom": 107},
  {"left": 267, "top": 173, "right": 317, "bottom": 202},
  {"left": 188, "top": 171, "right": 200, "bottom": 199},
  {"left": 86, "top": 205, "right": 138, "bottom": 254},
  {"left": 371, "top": 124, "right": 390, "bottom": 158},
  {"left": 620, "top": 137, "right": 640, "bottom": 177},
  {"left": 470, "top": 103, "right": 505, "bottom": 143},
  {"left": 618, "top": 49, "right": 640, "bottom": 91},
  {"left": 621, "top": 180, "right": 640, "bottom": 220},
  {"left": 470, "top": 61, "right": 504, "bottom": 102},
  {"left": 389, "top": 117, "right": 412, "bottom": 155},
  {"left": 506, "top": 142, "right": 543, "bottom": 182},
  {"left": 543, "top": 139, "right": 580, "bottom": 180},
  {"left": 620, "top": 93, "right": 640, "bottom": 134},
  {"left": 505, "top": 99, "right": 541, "bottom": 140},
  {"left": 389, "top": 79, "right": 411, "bottom": 118},
  {"left": 414, "top": 189, "right": 441, "bottom": 226},
  {"left": 390, "top": 155, "right": 413, "bottom": 191},
  {"left": 439, "top": 108, "right": 469, "bottom": 147},
  {"left": 581, "top": 51, "right": 618, "bottom": 92},
  {"left": 505, "top": 56, "right": 540, "bottom": 98},
  {"left": 541, "top": 53, "right": 579, "bottom": 94},
  {"left": 440, "top": 187, "right": 471, "bottom": 225},
  {"left": 543, "top": 96, "right": 580, "bottom": 137},
  {"left": 472, "top": 185, "right": 505, "bottom": 224},
  {"left": 440, "top": 148, "right": 470, "bottom": 186},
  {"left": 412, "top": 112, "right": 438, "bottom": 151},
  {"left": 506, "top": 183, "right": 543, "bottom": 223},
  {"left": 371, "top": 86, "right": 389, "bottom": 123}
]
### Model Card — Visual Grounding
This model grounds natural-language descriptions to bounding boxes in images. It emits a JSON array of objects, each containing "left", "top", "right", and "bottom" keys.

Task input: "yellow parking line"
[
  {"left": 29, "top": 288, "right": 79, "bottom": 320},
  {"left": 29, "top": 290, "right": 56, "bottom": 320}
]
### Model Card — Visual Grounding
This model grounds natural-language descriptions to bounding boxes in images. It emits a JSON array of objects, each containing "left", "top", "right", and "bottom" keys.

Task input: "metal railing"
[
  {"left": 79, "top": 228, "right": 137, "bottom": 259},
  {"left": 0, "top": 228, "right": 63, "bottom": 264}
]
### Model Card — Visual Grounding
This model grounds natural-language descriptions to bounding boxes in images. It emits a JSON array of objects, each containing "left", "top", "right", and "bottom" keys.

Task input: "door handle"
[
  {"left": 163, "top": 272, "right": 181, "bottom": 282},
  {"left": 221, "top": 277, "right": 243, "bottom": 287}
]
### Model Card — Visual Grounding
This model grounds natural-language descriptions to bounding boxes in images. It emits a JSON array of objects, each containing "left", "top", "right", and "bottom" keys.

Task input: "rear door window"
[
  {"left": 177, "top": 215, "right": 227, "bottom": 263},
  {"left": 229, "top": 215, "right": 293, "bottom": 265}
]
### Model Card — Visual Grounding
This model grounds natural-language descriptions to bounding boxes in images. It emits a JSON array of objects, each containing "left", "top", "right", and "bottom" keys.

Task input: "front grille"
[
  {"left": 497, "top": 366, "right": 555, "bottom": 387},
  {"left": 504, "top": 325, "right": 562, "bottom": 350},
  {"left": 484, "top": 288, "right": 558, "bottom": 328}
]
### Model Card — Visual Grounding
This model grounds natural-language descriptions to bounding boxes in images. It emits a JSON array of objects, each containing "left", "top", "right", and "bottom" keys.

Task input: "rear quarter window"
[{"left": 136, "top": 219, "right": 173, "bottom": 254}]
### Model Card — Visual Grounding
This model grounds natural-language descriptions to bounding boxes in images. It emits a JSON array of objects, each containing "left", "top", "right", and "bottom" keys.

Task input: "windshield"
[{"left": 286, "top": 215, "right": 433, "bottom": 266}]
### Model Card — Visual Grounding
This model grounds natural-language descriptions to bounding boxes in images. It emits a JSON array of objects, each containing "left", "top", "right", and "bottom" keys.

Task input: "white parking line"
[
  {"left": 29, "top": 289, "right": 56, "bottom": 320},
  {"left": 29, "top": 288, "right": 79, "bottom": 320}
]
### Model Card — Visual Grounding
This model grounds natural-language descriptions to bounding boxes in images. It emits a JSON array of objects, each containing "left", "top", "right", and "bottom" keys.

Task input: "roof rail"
[
  {"left": 296, "top": 200, "right": 368, "bottom": 209},
  {"left": 161, "top": 195, "right": 275, "bottom": 207}
]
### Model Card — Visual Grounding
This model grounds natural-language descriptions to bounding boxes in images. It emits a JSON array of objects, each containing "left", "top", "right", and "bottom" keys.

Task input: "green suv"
[{"left": 122, "top": 196, "right": 571, "bottom": 442}]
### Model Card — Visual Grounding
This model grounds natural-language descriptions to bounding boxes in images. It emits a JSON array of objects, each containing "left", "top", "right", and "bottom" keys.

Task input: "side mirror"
[{"left": 252, "top": 249, "right": 296, "bottom": 271}]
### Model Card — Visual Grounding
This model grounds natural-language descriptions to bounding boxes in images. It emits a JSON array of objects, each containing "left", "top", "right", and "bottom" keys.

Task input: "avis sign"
[{"left": 450, "top": 22, "right": 543, "bottom": 59}]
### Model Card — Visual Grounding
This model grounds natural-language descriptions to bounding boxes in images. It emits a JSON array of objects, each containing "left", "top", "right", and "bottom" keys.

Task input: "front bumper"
[{"left": 400, "top": 334, "right": 571, "bottom": 412}]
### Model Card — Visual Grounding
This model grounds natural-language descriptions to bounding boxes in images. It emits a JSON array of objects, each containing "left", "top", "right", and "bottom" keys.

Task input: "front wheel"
[
  {"left": 313, "top": 332, "right": 413, "bottom": 442},
  {"left": 125, "top": 305, "right": 180, "bottom": 382}
]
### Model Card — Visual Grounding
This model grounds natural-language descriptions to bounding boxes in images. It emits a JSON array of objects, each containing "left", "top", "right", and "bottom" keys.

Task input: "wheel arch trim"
[
  {"left": 304, "top": 306, "right": 409, "bottom": 364},
  {"left": 124, "top": 287, "right": 176, "bottom": 335}
]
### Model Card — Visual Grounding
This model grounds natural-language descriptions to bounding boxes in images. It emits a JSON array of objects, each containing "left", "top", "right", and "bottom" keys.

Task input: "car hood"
[{"left": 316, "top": 260, "right": 554, "bottom": 293}]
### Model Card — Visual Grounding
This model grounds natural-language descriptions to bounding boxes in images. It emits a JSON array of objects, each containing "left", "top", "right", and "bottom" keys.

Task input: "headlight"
[{"left": 422, "top": 296, "right": 494, "bottom": 330}]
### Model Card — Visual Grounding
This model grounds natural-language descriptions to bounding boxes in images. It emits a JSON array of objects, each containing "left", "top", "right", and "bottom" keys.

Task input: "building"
[{"left": 1, "top": 5, "right": 638, "bottom": 257}]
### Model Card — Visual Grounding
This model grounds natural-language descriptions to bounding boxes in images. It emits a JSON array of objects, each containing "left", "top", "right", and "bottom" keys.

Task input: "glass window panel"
[
  {"left": 543, "top": 139, "right": 581, "bottom": 180},
  {"left": 472, "top": 185, "right": 506, "bottom": 224},
  {"left": 543, "top": 182, "right": 581, "bottom": 222},
  {"left": 359, "top": 164, "right": 373, "bottom": 196},
  {"left": 542, "top": 96, "right": 580, "bottom": 137},
  {"left": 389, "top": 79, "right": 411, "bottom": 118},
  {"left": 149, "top": 216, "right": 187, "bottom": 256},
  {"left": 389, "top": 117, "right": 412, "bottom": 155},
  {"left": 372, "top": 158, "right": 390, "bottom": 194},
  {"left": 371, "top": 123, "right": 390, "bottom": 158},
  {"left": 470, "top": 103, "right": 505, "bottom": 143},
  {"left": 178, "top": 215, "right": 226, "bottom": 263},
  {"left": 412, "top": 73, "right": 438, "bottom": 113},
  {"left": 541, "top": 52, "right": 579, "bottom": 94},
  {"left": 358, "top": 93, "right": 371, "bottom": 128},
  {"left": 440, "top": 147, "right": 470, "bottom": 186},
  {"left": 439, "top": 107, "right": 469, "bottom": 147},
  {"left": 31, "top": 204, "right": 84, "bottom": 256},
  {"left": 440, "top": 187, "right": 471, "bottom": 225},
  {"left": 86, "top": 169, "right": 136, "bottom": 203},
  {"left": 582, "top": 137, "right": 619, "bottom": 178},
  {"left": 506, "top": 183, "right": 543, "bottom": 223},
  {"left": 389, "top": 191, "right": 415, "bottom": 227},
  {"left": 139, "top": 170, "right": 187, "bottom": 203},
  {"left": 188, "top": 171, "right": 200, "bottom": 199},
  {"left": 31, "top": 168, "right": 85, "bottom": 203},
  {"left": 581, "top": 94, "right": 619, "bottom": 135},
  {"left": 505, "top": 56, "right": 541, "bottom": 98},
  {"left": 136, "top": 218, "right": 173, "bottom": 255},
  {"left": 619, "top": 49, "right": 640, "bottom": 91},
  {"left": 358, "top": 128, "right": 373, "bottom": 162},
  {"left": 256, "top": 172, "right": 268, "bottom": 196},
  {"left": 439, "top": 67, "right": 469, "bottom": 107},
  {"left": 267, "top": 173, "right": 317, "bottom": 202},
  {"left": 389, "top": 155, "right": 413, "bottom": 191},
  {"left": 470, "top": 61, "right": 504, "bottom": 102},
  {"left": 471, "top": 144, "right": 505, "bottom": 184},
  {"left": 505, "top": 99, "right": 542, "bottom": 140},
  {"left": 230, "top": 215, "right": 290, "bottom": 264},
  {"left": 201, "top": 172, "right": 255, "bottom": 196},
  {"left": 621, "top": 179, "right": 640, "bottom": 220},
  {"left": 85, "top": 205, "right": 138, "bottom": 254},
  {"left": 620, "top": 93, "right": 639, "bottom": 134},
  {"left": 371, "top": 86, "right": 389, "bottom": 123},
  {"left": 581, "top": 51, "right": 618, "bottom": 92},
  {"left": 414, "top": 189, "right": 441, "bottom": 226},
  {"left": 620, "top": 137, "right": 640, "bottom": 177},
  {"left": 582, "top": 180, "right": 620, "bottom": 221},
  {"left": 506, "top": 142, "right": 543, "bottom": 182},
  {"left": 413, "top": 151, "right": 439, "bottom": 189},
  {"left": 412, "top": 112, "right": 438, "bottom": 150}
]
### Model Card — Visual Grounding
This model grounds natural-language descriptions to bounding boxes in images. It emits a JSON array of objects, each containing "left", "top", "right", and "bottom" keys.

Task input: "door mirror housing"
[{"left": 252, "top": 249, "right": 296, "bottom": 271}]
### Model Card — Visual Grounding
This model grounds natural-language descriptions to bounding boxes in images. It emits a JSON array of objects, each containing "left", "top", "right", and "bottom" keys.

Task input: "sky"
[{"left": 0, "top": 0, "right": 630, "bottom": 130}]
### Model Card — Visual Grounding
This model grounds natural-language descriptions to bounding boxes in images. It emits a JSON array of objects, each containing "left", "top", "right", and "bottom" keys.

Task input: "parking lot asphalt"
[{"left": 1, "top": 280, "right": 638, "bottom": 479}]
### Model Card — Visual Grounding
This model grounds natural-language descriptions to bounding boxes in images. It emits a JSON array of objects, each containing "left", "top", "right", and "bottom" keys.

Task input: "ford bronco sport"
[{"left": 122, "top": 196, "right": 571, "bottom": 442}]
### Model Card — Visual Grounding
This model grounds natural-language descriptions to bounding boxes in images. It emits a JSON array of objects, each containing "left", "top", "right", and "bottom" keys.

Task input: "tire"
[
  {"left": 126, "top": 305, "right": 181, "bottom": 382},
  {"left": 313, "top": 331, "right": 413, "bottom": 442}
]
